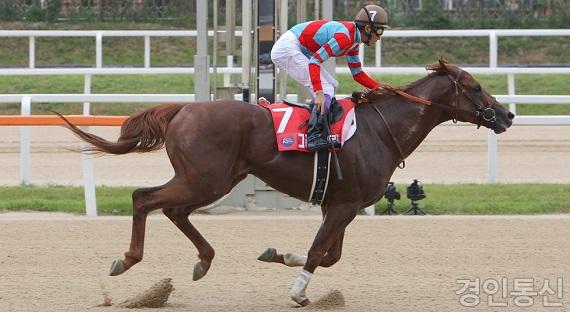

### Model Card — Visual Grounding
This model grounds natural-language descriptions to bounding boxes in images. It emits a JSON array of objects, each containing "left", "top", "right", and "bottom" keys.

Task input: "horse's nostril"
[{"left": 508, "top": 112, "right": 515, "bottom": 120}]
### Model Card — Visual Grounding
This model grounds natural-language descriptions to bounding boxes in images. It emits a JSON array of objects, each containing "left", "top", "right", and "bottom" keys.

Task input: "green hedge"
[{"left": 0, "top": 0, "right": 568, "bottom": 29}]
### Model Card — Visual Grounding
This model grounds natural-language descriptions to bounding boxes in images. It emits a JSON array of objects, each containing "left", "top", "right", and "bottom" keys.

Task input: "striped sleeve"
[
  {"left": 345, "top": 45, "right": 380, "bottom": 90},
  {"left": 308, "top": 33, "right": 352, "bottom": 92}
]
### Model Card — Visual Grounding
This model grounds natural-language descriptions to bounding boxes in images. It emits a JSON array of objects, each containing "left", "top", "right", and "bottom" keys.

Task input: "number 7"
[{"left": 272, "top": 107, "right": 293, "bottom": 133}]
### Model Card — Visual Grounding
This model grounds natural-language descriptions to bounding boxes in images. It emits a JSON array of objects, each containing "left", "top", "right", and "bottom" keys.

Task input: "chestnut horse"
[{"left": 58, "top": 60, "right": 514, "bottom": 306}]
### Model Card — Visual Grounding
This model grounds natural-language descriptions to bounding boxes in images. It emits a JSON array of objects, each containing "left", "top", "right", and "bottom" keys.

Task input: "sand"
[{"left": 1, "top": 213, "right": 570, "bottom": 311}]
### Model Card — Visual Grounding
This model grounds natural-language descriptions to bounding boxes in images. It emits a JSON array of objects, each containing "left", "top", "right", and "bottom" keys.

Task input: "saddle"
[{"left": 259, "top": 97, "right": 357, "bottom": 153}]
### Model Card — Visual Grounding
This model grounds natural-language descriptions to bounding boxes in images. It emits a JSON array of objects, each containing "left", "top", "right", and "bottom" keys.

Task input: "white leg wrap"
[
  {"left": 284, "top": 253, "right": 307, "bottom": 267},
  {"left": 291, "top": 269, "right": 312, "bottom": 305}
]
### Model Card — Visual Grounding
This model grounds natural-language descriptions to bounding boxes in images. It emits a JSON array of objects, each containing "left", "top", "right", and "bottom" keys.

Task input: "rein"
[
  {"left": 365, "top": 69, "right": 499, "bottom": 169},
  {"left": 379, "top": 71, "right": 498, "bottom": 126}
]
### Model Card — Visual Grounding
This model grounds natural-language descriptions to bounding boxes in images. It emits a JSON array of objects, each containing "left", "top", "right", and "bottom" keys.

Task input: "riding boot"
[{"left": 307, "top": 106, "right": 330, "bottom": 151}]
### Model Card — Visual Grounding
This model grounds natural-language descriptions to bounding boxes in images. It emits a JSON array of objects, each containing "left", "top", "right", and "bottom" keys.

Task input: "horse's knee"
[
  {"left": 320, "top": 252, "right": 341, "bottom": 267},
  {"left": 307, "top": 249, "right": 326, "bottom": 263}
]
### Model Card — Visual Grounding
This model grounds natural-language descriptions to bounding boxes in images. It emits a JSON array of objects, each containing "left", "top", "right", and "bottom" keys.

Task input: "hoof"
[
  {"left": 109, "top": 259, "right": 125, "bottom": 276},
  {"left": 193, "top": 262, "right": 207, "bottom": 281},
  {"left": 295, "top": 299, "right": 311, "bottom": 307},
  {"left": 257, "top": 247, "right": 276, "bottom": 262}
]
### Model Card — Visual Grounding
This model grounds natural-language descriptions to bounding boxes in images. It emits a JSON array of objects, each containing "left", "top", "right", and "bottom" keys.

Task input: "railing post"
[
  {"left": 242, "top": 0, "right": 252, "bottom": 102},
  {"left": 278, "top": 0, "right": 288, "bottom": 100},
  {"left": 20, "top": 96, "right": 31, "bottom": 185},
  {"left": 81, "top": 74, "right": 97, "bottom": 216},
  {"left": 28, "top": 36, "right": 35, "bottom": 69},
  {"left": 96, "top": 32, "right": 103, "bottom": 68},
  {"left": 195, "top": 0, "right": 210, "bottom": 101},
  {"left": 489, "top": 31, "right": 498, "bottom": 68},
  {"left": 508, "top": 73, "right": 517, "bottom": 115},
  {"left": 359, "top": 43, "right": 365, "bottom": 67},
  {"left": 224, "top": 55, "right": 233, "bottom": 87},
  {"left": 488, "top": 130, "right": 497, "bottom": 183},
  {"left": 364, "top": 205, "right": 375, "bottom": 216},
  {"left": 144, "top": 35, "right": 151, "bottom": 68},
  {"left": 375, "top": 40, "right": 381, "bottom": 67}
]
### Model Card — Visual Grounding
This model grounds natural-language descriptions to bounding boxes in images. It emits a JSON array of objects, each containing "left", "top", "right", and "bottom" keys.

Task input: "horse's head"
[{"left": 427, "top": 59, "right": 515, "bottom": 133}]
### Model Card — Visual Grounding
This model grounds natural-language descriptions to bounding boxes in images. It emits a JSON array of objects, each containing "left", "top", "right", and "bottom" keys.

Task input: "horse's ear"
[
  {"left": 438, "top": 57, "right": 449, "bottom": 70},
  {"left": 425, "top": 61, "right": 441, "bottom": 73},
  {"left": 426, "top": 57, "right": 450, "bottom": 73}
]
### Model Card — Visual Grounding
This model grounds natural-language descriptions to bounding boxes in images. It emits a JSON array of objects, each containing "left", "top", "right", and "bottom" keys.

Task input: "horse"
[{"left": 57, "top": 59, "right": 514, "bottom": 306}]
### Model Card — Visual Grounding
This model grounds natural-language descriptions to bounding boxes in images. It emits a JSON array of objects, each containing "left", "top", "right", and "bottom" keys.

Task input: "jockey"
[{"left": 271, "top": 4, "right": 390, "bottom": 151}]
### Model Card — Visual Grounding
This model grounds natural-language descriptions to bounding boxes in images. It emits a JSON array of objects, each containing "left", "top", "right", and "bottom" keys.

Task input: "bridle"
[
  {"left": 368, "top": 69, "right": 499, "bottom": 168},
  {"left": 445, "top": 70, "right": 498, "bottom": 127}
]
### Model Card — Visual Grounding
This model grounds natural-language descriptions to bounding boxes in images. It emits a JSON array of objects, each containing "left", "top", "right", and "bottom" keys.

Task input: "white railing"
[
  {"left": 371, "top": 29, "right": 570, "bottom": 68},
  {"left": 1, "top": 29, "right": 568, "bottom": 68}
]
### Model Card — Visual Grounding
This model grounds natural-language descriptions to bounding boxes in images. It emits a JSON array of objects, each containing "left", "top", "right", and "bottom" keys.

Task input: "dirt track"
[
  {"left": 1, "top": 213, "right": 570, "bottom": 312},
  {"left": 0, "top": 124, "right": 568, "bottom": 186}
]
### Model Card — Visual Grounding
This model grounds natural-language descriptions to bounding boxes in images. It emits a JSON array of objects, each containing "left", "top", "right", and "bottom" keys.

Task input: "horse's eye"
[{"left": 473, "top": 85, "right": 482, "bottom": 92}]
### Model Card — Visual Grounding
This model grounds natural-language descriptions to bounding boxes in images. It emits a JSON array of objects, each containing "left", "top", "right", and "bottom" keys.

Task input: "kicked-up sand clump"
[
  {"left": 308, "top": 289, "right": 346, "bottom": 309},
  {"left": 119, "top": 278, "right": 174, "bottom": 308},
  {"left": 96, "top": 291, "right": 113, "bottom": 307}
]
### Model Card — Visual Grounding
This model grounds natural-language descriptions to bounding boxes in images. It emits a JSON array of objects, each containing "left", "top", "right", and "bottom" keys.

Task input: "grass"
[
  {"left": 374, "top": 184, "right": 570, "bottom": 215},
  {"left": 0, "top": 185, "right": 136, "bottom": 215},
  {"left": 0, "top": 184, "right": 568, "bottom": 216}
]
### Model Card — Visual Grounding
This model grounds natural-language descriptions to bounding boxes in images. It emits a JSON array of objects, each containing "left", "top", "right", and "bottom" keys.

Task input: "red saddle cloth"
[{"left": 259, "top": 98, "right": 356, "bottom": 152}]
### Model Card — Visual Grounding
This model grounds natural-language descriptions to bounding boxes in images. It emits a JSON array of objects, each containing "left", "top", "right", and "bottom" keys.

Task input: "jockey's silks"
[{"left": 289, "top": 20, "right": 379, "bottom": 91}]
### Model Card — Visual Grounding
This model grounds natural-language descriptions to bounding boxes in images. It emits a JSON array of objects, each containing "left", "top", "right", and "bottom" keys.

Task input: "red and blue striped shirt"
[{"left": 289, "top": 20, "right": 379, "bottom": 92}]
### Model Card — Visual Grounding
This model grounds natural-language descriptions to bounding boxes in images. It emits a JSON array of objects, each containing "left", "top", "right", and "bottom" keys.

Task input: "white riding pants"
[{"left": 271, "top": 30, "right": 338, "bottom": 98}]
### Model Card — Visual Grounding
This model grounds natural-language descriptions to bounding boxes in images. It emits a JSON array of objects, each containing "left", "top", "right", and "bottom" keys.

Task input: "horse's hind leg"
[
  {"left": 162, "top": 207, "right": 214, "bottom": 281},
  {"left": 109, "top": 178, "right": 213, "bottom": 276},
  {"left": 257, "top": 230, "right": 345, "bottom": 267}
]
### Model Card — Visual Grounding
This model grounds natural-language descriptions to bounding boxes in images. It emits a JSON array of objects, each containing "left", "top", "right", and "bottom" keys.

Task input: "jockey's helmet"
[{"left": 354, "top": 4, "right": 391, "bottom": 36}]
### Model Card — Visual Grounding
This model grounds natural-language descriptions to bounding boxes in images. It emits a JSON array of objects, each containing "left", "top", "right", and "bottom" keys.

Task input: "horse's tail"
[{"left": 56, "top": 103, "right": 185, "bottom": 155}]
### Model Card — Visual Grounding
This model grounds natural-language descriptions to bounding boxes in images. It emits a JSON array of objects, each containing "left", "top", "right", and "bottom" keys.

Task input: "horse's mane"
[{"left": 352, "top": 60, "right": 451, "bottom": 105}]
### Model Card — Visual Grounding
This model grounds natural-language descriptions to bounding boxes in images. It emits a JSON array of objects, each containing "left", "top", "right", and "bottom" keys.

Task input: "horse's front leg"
[{"left": 291, "top": 206, "right": 357, "bottom": 306}]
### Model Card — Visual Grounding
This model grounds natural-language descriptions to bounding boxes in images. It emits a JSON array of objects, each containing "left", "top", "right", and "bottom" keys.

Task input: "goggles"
[{"left": 373, "top": 27, "right": 385, "bottom": 36}]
